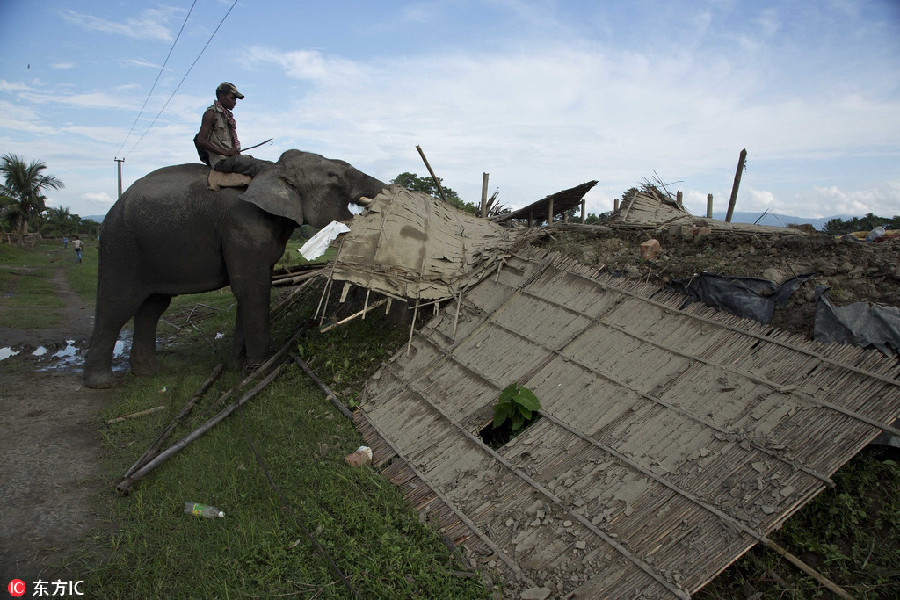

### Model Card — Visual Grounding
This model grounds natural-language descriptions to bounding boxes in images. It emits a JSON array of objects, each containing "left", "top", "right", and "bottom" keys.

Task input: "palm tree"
[
  {"left": 44, "top": 205, "right": 72, "bottom": 237},
  {"left": 0, "top": 154, "right": 64, "bottom": 246}
]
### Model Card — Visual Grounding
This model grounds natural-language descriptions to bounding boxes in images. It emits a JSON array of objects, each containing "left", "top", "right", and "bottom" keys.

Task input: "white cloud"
[
  {"left": 243, "top": 47, "right": 366, "bottom": 84},
  {"left": 795, "top": 182, "right": 900, "bottom": 218},
  {"left": 60, "top": 8, "right": 178, "bottom": 42},
  {"left": 51, "top": 62, "right": 76, "bottom": 70},
  {"left": 238, "top": 40, "right": 900, "bottom": 213}
]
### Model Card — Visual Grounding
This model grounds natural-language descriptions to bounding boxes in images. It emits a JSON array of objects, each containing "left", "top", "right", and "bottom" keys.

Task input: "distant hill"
[
  {"left": 83, "top": 214, "right": 106, "bottom": 223},
  {"left": 708, "top": 211, "right": 854, "bottom": 231}
]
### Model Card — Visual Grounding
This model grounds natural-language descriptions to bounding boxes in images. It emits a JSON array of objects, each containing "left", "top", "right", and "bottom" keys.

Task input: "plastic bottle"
[
  {"left": 865, "top": 226, "right": 886, "bottom": 242},
  {"left": 184, "top": 501, "right": 225, "bottom": 518}
]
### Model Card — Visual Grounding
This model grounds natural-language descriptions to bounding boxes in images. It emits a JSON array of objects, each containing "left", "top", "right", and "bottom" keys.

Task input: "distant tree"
[
  {"left": 390, "top": 172, "right": 479, "bottom": 215},
  {"left": 43, "top": 206, "right": 72, "bottom": 237},
  {"left": 822, "top": 213, "right": 900, "bottom": 236},
  {"left": 83, "top": 218, "right": 102, "bottom": 239},
  {"left": 0, "top": 154, "right": 64, "bottom": 246}
]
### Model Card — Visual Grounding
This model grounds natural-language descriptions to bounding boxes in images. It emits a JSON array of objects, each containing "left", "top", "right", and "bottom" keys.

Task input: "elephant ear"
[{"left": 239, "top": 166, "right": 303, "bottom": 224}]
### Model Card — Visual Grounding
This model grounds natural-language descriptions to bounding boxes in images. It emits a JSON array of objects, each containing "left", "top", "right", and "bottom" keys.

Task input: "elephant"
[{"left": 83, "top": 149, "right": 385, "bottom": 388}]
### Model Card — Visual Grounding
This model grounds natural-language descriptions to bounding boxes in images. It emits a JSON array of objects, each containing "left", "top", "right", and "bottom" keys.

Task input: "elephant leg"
[
  {"left": 84, "top": 297, "right": 143, "bottom": 388},
  {"left": 130, "top": 294, "right": 172, "bottom": 376},
  {"left": 228, "top": 310, "right": 246, "bottom": 371},
  {"left": 229, "top": 269, "right": 273, "bottom": 370}
]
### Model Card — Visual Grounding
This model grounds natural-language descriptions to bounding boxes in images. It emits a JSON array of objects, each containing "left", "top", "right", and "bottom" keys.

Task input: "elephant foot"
[
  {"left": 244, "top": 360, "right": 264, "bottom": 374},
  {"left": 83, "top": 369, "right": 117, "bottom": 389},
  {"left": 130, "top": 355, "right": 159, "bottom": 376}
]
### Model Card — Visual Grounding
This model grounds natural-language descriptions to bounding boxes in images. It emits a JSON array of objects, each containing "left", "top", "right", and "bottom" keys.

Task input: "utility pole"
[{"left": 114, "top": 157, "right": 125, "bottom": 199}]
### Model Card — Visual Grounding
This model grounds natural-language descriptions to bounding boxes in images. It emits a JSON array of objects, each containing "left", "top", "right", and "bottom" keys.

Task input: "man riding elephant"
[
  {"left": 194, "top": 82, "right": 271, "bottom": 182},
  {"left": 196, "top": 82, "right": 243, "bottom": 169}
]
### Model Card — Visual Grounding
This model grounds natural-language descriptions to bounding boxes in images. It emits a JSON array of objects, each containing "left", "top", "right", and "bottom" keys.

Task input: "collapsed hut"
[{"left": 317, "top": 186, "right": 899, "bottom": 598}]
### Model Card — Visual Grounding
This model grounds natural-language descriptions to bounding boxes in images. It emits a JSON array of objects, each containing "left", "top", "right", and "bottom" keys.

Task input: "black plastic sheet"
[
  {"left": 668, "top": 272, "right": 815, "bottom": 324},
  {"left": 814, "top": 286, "right": 900, "bottom": 356}
]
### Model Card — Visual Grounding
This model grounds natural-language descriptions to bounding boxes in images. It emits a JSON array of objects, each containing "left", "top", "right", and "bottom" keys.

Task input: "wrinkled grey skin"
[{"left": 83, "top": 150, "right": 384, "bottom": 388}]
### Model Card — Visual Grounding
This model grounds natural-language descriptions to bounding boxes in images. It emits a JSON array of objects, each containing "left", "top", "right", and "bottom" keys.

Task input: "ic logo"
[{"left": 7, "top": 579, "right": 26, "bottom": 597}]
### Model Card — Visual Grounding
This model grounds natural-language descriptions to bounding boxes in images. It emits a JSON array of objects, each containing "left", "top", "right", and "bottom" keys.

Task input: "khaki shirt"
[{"left": 205, "top": 103, "right": 235, "bottom": 167}]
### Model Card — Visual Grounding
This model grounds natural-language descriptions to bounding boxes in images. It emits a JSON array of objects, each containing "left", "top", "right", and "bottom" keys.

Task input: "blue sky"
[{"left": 1, "top": 0, "right": 898, "bottom": 220}]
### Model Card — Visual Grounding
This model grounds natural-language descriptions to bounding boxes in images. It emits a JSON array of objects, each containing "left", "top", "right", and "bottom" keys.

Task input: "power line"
[
  {"left": 123, "top": 0, "right": 239, "bottom": 158},
  {"left": 116, "top": 0, "right": 198, "bottom": 158}
]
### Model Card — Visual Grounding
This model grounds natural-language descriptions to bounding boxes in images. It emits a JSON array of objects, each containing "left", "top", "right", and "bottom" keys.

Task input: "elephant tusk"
[{"left": 355, "top": 196, "right": 373, "bottom": 206}]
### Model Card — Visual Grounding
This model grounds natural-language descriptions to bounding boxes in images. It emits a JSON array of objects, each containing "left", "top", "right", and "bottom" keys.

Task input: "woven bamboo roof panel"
[
  {"left": 354, "top": 249, "right": 900, "bottom": 598},
  {"left": 611, "top": 191, "right": 805, "bottom": 235},
  {"left": 328, "top": 185, "right": 526, "bottom": 301}
]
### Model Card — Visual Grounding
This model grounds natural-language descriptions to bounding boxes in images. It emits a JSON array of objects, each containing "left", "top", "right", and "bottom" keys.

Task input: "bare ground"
[{"left": 0, "top": 262, "right": 116, "bottom": 585}]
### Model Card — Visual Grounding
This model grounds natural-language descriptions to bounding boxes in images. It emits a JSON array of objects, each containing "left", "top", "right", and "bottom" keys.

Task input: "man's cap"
[{"left": 216, "top": 82, "right": 244, "bottom": 99}]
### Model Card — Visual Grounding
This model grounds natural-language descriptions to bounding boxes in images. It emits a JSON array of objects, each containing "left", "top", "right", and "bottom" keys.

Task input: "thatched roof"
[
  {"left": 325, "top": 185, "right": 530, "bottom": 302},
  {"left": 352, "top": 248, "right": 900, "bottom": 598},
  {"left": 493, "top": 181, "right": 598, "bottom": 223},
  {"left": 317, "top": 189, "right": 896, "bottom": 597},
  {"left": 610, "top": 190, "right": 806, "bottom": 236}
]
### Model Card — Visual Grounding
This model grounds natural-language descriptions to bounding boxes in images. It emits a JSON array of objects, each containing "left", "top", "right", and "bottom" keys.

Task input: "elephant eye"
[{"left": 327, "top": 172, "right": 338, "bottom": 178}]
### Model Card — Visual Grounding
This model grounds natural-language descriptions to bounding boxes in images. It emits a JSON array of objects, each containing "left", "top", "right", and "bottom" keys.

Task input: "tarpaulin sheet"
[
  {"left": 668, "top": 272, "right": 815, "bottom": 324},
  {"left": 814, "top": 286, "right": 900, "bottom": 355}
]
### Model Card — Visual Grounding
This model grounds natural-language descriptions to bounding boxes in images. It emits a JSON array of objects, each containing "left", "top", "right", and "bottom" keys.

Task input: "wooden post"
[
  {"left": 707, "top": 193, "right": 713, "bottom": 218},
  {"left": 580, "top": 199, "right": 586, "bottom": 223},
  {"left": 676, "top": 191, "right": 683, "bottom": 210},
  {"left": 480, "top": 173, "right": 489, "bottom": 217},
  {"left": 547, "top": 196, "right": 554, "bottom": 226},
  {"left": 725, "top": 148, "right": 747, "bottom": 223},
  {"left": 528, "top": 209, "right": 534, "bottom": 228},
  {"left": 415, "top": 145, "right": 448, "bottom": 204},
  {"left": 614, "top": 198, "right": 620, "bottom": 212}
]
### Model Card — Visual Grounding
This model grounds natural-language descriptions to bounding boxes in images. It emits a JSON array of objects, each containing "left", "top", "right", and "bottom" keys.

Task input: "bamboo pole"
[
  {"left": 290, "top": 352, "right": 353, "bottom": 419},
  {"left": 767, "top": 540, "right": 855, "bottom": 599},
  {"left": 123, "top": 364, "right": 224, "bottom": 478},
  {"left": 320, "top": 298, "right": 388, "bottom": 333},
  {"left": 725, "top": 148, "right": 747, "bottom": 223},
  {"left": 416, "top": 145, "right": 448, "bottom": 204},
  {"left": 271, "top": 270, "right": 322, "bottom": 287},
  {"left": 106, "top": 406, "right": 166, "bottom": 425},
  {"left": 117, "top": 364, "right": 285, "bottom": 493}
]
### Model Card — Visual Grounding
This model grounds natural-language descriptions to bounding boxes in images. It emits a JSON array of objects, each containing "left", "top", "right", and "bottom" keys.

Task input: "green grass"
[
  {"left": 67, "top": 298, "right": 489, "bottom": 599},
  {"left": 0, "top": 241, "right": 74, "bottom": 328}
]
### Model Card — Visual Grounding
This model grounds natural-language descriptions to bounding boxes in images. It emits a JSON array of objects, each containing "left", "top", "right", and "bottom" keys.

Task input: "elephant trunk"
[{"left": 353, "top": 175, "right": 386, "bottom": 206}]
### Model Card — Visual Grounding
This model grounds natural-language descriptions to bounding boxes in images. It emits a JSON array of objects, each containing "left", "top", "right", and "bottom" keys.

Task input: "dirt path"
[{"left": 0, "top": 260, "right": 116, "bottom": 585}]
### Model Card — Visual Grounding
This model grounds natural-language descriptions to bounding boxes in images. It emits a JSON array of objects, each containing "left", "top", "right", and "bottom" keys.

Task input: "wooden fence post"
[
  {"left": 707, "top": 193, "right": 713, "bottom": 218},
  {"left": 480, "top": 173, "right": 489, "bottom": 217}
]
